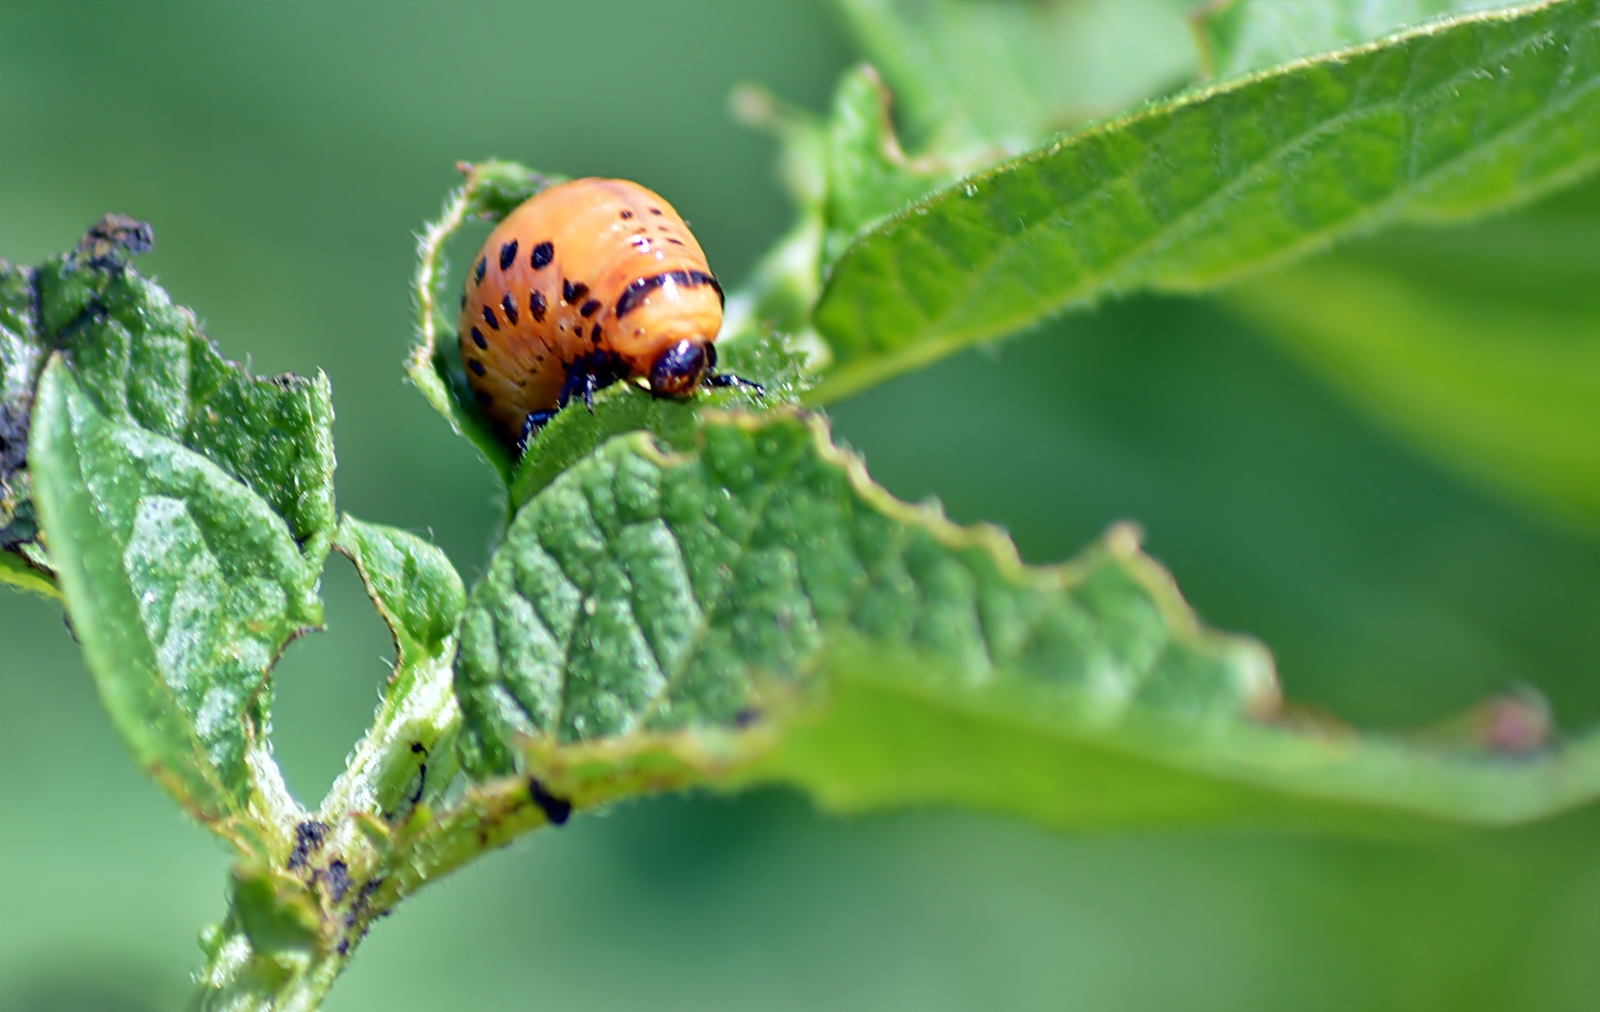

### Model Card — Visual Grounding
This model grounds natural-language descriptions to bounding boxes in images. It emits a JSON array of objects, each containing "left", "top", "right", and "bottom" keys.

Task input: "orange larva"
[{"left": 458, "top": 177, "right": 755, "bottom": 449}]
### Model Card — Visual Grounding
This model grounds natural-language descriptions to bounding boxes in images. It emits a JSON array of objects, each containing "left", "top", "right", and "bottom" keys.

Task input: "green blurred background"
[{"left": 1, "top": 3, "right": 1597, "bottom": 1009}]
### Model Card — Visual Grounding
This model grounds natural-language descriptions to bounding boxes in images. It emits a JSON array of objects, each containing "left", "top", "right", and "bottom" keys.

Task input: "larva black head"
[{"left": 649, "top": 339, "right": 711, "bottom": 398}]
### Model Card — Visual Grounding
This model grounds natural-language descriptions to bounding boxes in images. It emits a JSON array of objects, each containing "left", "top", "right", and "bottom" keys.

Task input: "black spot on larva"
[
  {"left": 529, "top": 289, "right": 547, "bottom": 322},
  {"left": 459, "top": 291, "right": 466, "bottom": 309},
  {"left": 668, "top": 238, "right": 684, "bottom": 246},
  {"left": 499, "top": 239, "right": 519, "bottom": 271},
  {"left": 620, "top": 209, "right": 633, "bottom": 219},
  {"left": 563, "top": 279, "right": 588, "bottom": 304},
  {"left": 591, "top": 324, "right": 602, "bottom": 342},
  {"left": 529, "top": 778, "right": 572, "bottom": 825},
  {"left": 469, "top": 359, "right": 486, "bottom": 376},
  {"left": 482, "top": 303, "right": 500, "bottom": 330},
  {"left": 649, "top": 207, "right": 662, "bottom": 215},
  {"left": 615, "top": 270, "right": 723, "bottom": 318},
  {"left": 530, "top": 240, "right": 554, "bottom": 270},
  {"left": 502, "top": 292, "right": 519, "bottom": 325},
  {"left": 474, "top": 388, "right": 493, "bottom": 405},
  {"left": 580, "top": 298, "right": 600, "bottom": 317},
  {"left": 470, "top": 326, "right": 487, "bottom": 349},
  {"left": 475, "top": 257, "right": 487, "bottom": 284}
]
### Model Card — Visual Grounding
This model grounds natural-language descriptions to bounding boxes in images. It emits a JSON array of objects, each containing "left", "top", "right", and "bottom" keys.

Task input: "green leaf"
[
  {"left": 1, "top": 257, "right": 48, "bottom": 576},
  {"left": 820, "top": 65, "right": 961, "bottom": 269},
  {"left": 452, "top": 409, "right": 1600, "bottom": 831},
  {"left": 810, "top": 0, "right": 1600, "bottom": 402},
  {"left": 507, "top": 350, "right": 790, "bottom": 511},
  {"left": 1196, "top": 0, "right": 1520, "bottom": 79},
  {"left": 29, "top": 359, "right": 322, "bottom": 828},
  {"left": 832, "top": 0, "right": 1198, "bottom": 156},
  {"left": 1227, "top": 181, "right": 1600, "bottom": 536},
  {"left": 35, "top": 217, "right": 337, "bottom": 565},
  {"left": 321, "top": 515, "right": 465, "bottom": 823}
]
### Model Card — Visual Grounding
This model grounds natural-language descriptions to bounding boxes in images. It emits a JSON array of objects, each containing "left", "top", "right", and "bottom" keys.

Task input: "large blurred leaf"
[
  {"left": 35, "top": 217, "right": 337, "bottom": 564},
  {"left": 1228, "top": 179, "right": 1600, "bottom": 535},
  {"left": 832, "top": 0, "right": 1197, "bottom": 157},
  {"left": 29, "top": 360, "right": 322, "bottom": 829},
  {"left": 452, "top": 410, "right": 1600, "bottom": 831},
  {"left": 1197, "top": 0, "right": 1519, "bottom": 79},
  {"left": 810, "top": 0, "right": 1600, "bottom": 402}
]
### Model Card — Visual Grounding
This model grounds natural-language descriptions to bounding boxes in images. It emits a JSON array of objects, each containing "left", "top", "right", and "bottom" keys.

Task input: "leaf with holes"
[
  {"left": 29, "top": 359, "right": 321, "bottom": 830},
  {"left": 809, "top": 0, "right": 1600, "bottom": 402}
]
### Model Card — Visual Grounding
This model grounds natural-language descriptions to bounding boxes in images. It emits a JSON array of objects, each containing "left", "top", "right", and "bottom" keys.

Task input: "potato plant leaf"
[
  {"left": 0, "top": 258, "right": 48, "bottom": 582},
  {"left": 1228, "top": 178, "right": 1600, "bottom": 536},
  {"left": 321, "top": 515, "right": 466, "bottom": 828},
  {"left": 33, "top": 217, "right": 337, "bottom": 565},
  {"left": 1196, "top": 0, "right": 1521, "bottom": 79},
  {"left": 810, "top": 0, "right": 1600, "bottom": 402},
  {"left": 453, "top": 409, "right": 1600, "bottom": 830},
  {"left": 29, "top": 359, "right": 321, "bottom": 830}
]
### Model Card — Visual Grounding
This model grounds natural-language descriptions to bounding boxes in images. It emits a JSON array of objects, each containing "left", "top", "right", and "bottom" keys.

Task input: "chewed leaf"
[
  {"left": 455, "top": 409, "right": 1275, "bottom": 778},
  {"left": 810, "top": 0, "right": 1600, "bottom": 402},
  {"left": 453, "top": 409, "right": 1600, "bottom": 832},
  {"left": 322, "top": 516, "right": 464, "bottom": 829},
  {"left": 29, "top": 360, "right": 321, "bottom": 828},
  {"left": 408, "top": 161, "right": 558, "bottom": 487},
  {"left": 34, "top": 216, "right": 336, "bottom": 564},
  {"left": 1196, "top": 0, "right": 1518, "bottom": 80}
]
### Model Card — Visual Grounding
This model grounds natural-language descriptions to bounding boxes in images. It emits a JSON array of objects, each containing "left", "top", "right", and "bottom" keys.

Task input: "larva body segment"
[{"left": 458, "top": 177, "right": 726, "bottom": 444}]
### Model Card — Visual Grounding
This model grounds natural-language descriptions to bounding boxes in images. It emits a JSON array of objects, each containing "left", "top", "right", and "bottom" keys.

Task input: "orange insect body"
[{"left": 458, "top": 178, "right": 728, "bottom": 444}]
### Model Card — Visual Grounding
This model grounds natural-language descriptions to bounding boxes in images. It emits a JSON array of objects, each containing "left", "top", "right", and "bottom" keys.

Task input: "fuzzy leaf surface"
[
  {"left": 454, "top": 410, "right": 1600, "bottom": 829},
  {"left": 29, "top": 360, "right": 321, "bottom": 826},
  {"left": 35, "top": 219, "right": 336, "bottom": 563},
  {"left": 324, "top": 515, "right": 466, "bottom": 823},
  {"left": 810, "top": 0, "right": 1600, "bottom": 401}
]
